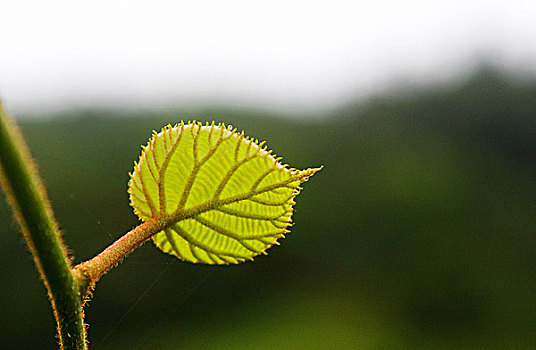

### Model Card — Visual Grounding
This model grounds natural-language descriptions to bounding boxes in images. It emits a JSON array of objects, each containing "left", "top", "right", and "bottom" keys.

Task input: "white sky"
[{"left": 1, "top": 0, "right": 536, "bottom": 115}]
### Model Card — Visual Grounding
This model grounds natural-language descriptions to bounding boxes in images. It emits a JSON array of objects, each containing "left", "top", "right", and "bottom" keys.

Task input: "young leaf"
[{"left": 128, "top": 122, "right": 321, "bottom": 264}]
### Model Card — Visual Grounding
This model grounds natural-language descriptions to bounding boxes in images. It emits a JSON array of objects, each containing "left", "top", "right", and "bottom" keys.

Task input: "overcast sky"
[{"left": 1, "top": 0, "right": 536, "bottom": 116}]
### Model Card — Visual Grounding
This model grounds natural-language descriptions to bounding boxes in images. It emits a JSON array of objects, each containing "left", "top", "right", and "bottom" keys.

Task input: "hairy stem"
[
  {"left": 75, "top": 217, "right": 166, "bottom": 284},
  {"left": 0, "top": 103, "right": 87, "bottom": 350}
]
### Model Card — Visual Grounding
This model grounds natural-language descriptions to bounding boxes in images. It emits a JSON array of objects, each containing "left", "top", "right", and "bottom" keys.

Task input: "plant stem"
[
  {"left": 75, "top": 217, "right": 166, "bottom": 283},
  {"left": 0, "top": 103, "right": 87, "bottom": 350}
]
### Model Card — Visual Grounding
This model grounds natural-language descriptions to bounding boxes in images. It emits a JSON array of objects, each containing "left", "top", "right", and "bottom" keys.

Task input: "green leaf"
[{"left": 128, "top": 121, "right": 321, "bottom": 264}]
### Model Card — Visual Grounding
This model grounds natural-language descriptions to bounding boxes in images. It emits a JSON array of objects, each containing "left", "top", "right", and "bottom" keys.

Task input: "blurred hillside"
[{"left": 1, "top": 68, "right": 535, "bottom": 349}]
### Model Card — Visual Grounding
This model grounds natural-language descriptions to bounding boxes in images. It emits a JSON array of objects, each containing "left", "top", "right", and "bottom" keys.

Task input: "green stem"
[{"left": 0, "top": 103, "right": 87, "bottom": 349}]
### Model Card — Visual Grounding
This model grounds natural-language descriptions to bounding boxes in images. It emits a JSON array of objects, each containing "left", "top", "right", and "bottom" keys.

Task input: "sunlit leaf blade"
[{"left": 128, "top": 121, "right": 321, "bottom": 264}]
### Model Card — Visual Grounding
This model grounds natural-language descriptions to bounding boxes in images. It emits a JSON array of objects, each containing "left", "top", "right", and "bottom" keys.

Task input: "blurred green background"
[{"left": 1, "top": 67, "right": 535, "bottom": 349}]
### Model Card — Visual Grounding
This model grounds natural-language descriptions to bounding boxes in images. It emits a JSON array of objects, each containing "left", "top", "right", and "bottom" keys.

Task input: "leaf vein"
[
  {"left": 175, "top": 127, "right": 231, "bottom": 211},
  {"left": 164, "top": 229, "right": 183, "bottom": 258},
  {"left": 212, "top": 154, "right": 258, "bottom": 200},
  {"left": 172, "top": 224, "right": 245, "bottom": 259},
  {"left": 250, "top": 167, "right": 278, "bottom": 191},
  {"left": 158, "top": 124, "right": 184, "bottom": 212},
  {"left": 188, "top": 242, "right": 206, "bottom": 263},
  {"left": 195, "top": 215, "right": 280, "bottom": 242},
  {"left": 216, "top": 206, "right": 286, "bottom": 221},
  {"left": 138, "top": 166, "right": 157, "bottom": 216},
  {"left": 249, "top": 196, "right": 291, "bottom": 207},
  {"left": 144, "top": 151, "right": 159, "bottom": 183}
]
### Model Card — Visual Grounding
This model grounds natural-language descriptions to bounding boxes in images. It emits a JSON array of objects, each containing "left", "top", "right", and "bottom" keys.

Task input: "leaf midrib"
[{"left": 154, "top": 171, "right": 306, "bottom": 233}]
